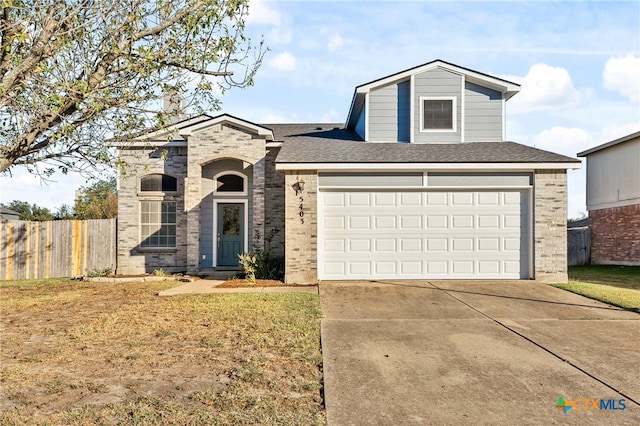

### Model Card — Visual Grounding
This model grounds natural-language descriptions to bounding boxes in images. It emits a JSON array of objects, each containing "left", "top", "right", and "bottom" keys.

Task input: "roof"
[
  {"left": 0, "top": 207, "right": 20, "bottom": 218},
  {"left": 346, "top": 59, "right": 521, "bottom": 129},
  {"left": 262, "top": 123, "right": 358, "bottom": 142},
  {"left": 276, "top": 139, "right": 580, "bottom": 168},
  {"left": 113, "top": 113, "right": 275, "bottom": 146},
  {"left": 577, "top": 130, "right": 640, "bottom": 157}
]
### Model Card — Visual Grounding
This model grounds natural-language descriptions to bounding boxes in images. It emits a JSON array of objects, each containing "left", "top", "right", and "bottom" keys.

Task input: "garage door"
[{"left": 319, "top": 190, "right": 529, "bottom": 280}]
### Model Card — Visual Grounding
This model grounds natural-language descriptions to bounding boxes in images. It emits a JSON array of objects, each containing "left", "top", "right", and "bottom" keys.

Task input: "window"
[
  {"left": 420, "top": 97, "right": 456, "bottom": 131},
  {"left": 140, "top": 174, "right": 177, "bottom": 192},
  {"left": 215, "top": 173, "right": 245, "bottom": 193},
  {"left": 140, "top": 201, "right": 176, "bottom": 248}
]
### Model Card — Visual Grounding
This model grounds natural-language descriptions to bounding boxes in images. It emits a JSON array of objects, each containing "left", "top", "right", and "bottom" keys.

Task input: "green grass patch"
[
  {"left": 568, "top": 265, "right": 640, "bottom": 290},
  {"left": 552, "top": 265, "right": 640, "bottom": 312},
  {"left": 552, "top": 281, "right": 640, "bottom": 313}
]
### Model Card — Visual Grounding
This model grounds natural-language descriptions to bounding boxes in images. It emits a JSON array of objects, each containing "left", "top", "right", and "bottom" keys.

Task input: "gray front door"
[{"left": 216, "top": 203, "right": 244, "bottom": 267}]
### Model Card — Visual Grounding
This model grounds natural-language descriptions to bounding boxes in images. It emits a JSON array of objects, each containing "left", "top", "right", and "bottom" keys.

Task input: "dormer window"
[{"left": 420, "top": 97, "right": 456, "bottom": 132}]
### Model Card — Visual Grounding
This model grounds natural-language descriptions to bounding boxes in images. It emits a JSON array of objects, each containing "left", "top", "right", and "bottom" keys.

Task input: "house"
[
  {"left": 578, "top": 131, "right": 640, "bottom": 265},
  {"left": 0, "top": 207, "right": 20, "bottom": 221},
  {"left": 114, "top": 60, "right": 580, "bottom": 283}
]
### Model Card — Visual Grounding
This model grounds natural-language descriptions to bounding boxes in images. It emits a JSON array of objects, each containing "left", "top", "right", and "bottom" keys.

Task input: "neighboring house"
[
  {"left": 114, "top": 59, "right": 580, "bottom": 283},
  {"left": 0, "top": 208, "right": 20, "bottom": 221},
  {"left": 578, "top": 131, "right": 640, "bottom": 265}
]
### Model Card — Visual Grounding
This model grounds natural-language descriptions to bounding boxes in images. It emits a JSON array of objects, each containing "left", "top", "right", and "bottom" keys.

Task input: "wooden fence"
[
  {"left": 568, "top": 226, "right": 591, "bottom": 266},
  {"left": 0, "top": 219, "right": 116, "bottom": 280}
]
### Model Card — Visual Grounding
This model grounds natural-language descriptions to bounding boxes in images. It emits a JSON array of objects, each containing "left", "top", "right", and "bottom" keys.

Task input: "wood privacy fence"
[
  {"left": 0, "top": 219, "right": 116, "bottom": 280},
  {"left": 568, "top": 226, "right": 591, "bottom": 266}
]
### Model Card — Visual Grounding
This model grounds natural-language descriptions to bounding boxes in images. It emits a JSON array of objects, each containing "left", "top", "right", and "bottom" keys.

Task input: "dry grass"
[{"left": 0, "top": 279, "right": 325, "bottom": 425}]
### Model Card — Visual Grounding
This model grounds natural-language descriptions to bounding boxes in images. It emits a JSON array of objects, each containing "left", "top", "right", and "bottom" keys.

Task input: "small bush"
[
  {"left": 237, "top": 228, "right": 284, "bottom": 283},
  {"left": 86, "top": 267, "right": 112, "bottom": 277},
  {"left": 152, "top": 269, "right": 166, "bottom": 277},
  {"left": 238, "top": 250, "right": 283, "bottom": 282}
]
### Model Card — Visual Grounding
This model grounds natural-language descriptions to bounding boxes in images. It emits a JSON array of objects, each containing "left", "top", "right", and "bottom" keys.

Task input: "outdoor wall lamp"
[{"left": 292, "top": 178, "right": 305, "bottom": 195}]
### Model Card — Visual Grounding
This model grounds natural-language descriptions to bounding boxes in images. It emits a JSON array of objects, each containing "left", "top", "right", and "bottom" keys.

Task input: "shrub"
[{"left": 86, "top": 267, "right": 113, "bottom": 277}]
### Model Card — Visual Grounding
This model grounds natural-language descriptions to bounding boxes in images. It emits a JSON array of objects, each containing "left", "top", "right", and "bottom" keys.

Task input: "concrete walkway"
[
  {"left": 157, "top": 279, "right": 318, "bottom": 296},
  {"left": 320, "top": 280, "right": 640, "bottom": 425}
]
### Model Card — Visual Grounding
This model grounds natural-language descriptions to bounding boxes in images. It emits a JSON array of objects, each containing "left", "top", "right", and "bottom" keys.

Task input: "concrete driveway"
[{"left": 320, "top": 281, "right": 639, "bottom": 425}]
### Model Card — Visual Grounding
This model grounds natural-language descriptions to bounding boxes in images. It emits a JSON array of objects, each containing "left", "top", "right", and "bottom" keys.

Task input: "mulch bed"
[{"left": 217, "top": 279, "right": 316, "bottom": 288}]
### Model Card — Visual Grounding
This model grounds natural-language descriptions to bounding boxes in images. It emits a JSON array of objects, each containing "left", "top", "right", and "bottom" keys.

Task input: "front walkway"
[
  {"left": 320, "top": 280, "right": 639, "bottom": 425},
  {"left": 157, "top": 280, "right": 318, "bottom": 295}
]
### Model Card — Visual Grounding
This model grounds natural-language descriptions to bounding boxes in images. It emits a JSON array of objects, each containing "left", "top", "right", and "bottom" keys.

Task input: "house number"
[{"left": 299, "top": 196, "right": 304, "bottom": 224}]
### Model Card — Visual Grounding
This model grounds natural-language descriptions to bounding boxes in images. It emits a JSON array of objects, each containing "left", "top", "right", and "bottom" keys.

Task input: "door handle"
[{"left": 217, "top": 233, "right": 221, "bottom": 247}]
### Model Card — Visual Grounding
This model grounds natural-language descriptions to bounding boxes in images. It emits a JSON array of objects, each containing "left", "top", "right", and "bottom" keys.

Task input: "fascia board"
[
  {"left": 276, "top": 162, "right": 581, "bottom": 171},
  {"left": 132, "top": 115, "right": 211, "bottom": 141},
  {"left": 179, "top": 114, "right": 274, "bottom": 140},
  {"left": 115, "top": 141, "right": 188, "bottom": 148},
  {"left": 578, "top": 131, "right": 640, "bottom": 156},
  {"left": 355, "top": 61, "right": 520, "bottom": 97}
]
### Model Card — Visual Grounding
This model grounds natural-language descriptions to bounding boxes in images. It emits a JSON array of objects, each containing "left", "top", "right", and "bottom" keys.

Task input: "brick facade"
[
  {"left": 278, "top": 169, "right": 570, "bottom": 284},
  {"left": 116, "top": 117, "right": 572, "bottom": 283},
  {"left": 590, "top": 204, "right": 640, "bottom": 265},
  {"left": 533, "top": 169, "right": 568, "bottom": 283},
  {"left": 283, "top": 171, "right": 318, "bottom": 283},
  {"left": 264, "top": 148, "right": 285, "bottom": 258},
  {"left": 116, "top": 122, "right": 276, "bottom": 275},
  {"left": 117, "top": 147, "right": 188, "bottom": 274}
]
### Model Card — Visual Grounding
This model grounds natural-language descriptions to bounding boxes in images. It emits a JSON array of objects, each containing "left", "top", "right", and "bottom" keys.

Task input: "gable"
[{"left": 346, "top": 59, "right": 519, "bottom": 130}]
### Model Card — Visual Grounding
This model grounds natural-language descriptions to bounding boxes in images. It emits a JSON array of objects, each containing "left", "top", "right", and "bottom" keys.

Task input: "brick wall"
[
  {"left": 283, "top": 171, "right": 318, "bottom": 283},
  {"left": 534, "top": 169, "right": 568, "bottom": 283},
  {"left": 264, "top": 147, "right": 285, "bottom": 258},
  {"left": 590, "top": 204, "right": 640, "bottom": 265},
  {"left": 185, "top": 123, "right": 267, "bottom": 273},
  {"left": 117, "top": 122, "right": 272, "bottom": 275},
  {"left": 117, "top": 147, "right": 188, "bottom": 275}
]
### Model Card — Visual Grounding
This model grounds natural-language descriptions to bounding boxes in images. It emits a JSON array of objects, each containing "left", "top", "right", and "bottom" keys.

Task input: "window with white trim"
[
  {"left": 420, "top": 97, "right": 456, "bottom": 132},
  {"left": 216, "top": 174, "right": 244, "bottom": 192},
  {"left": 140, "top": 201, "right": 176, "bottom": 248},
  {"left": 213, "top": 171, "right": 247, "bottom": 195}
]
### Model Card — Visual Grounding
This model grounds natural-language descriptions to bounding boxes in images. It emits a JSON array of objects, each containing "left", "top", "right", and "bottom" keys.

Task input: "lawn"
[
  {"left": 552, "top": 265, "right": 640, "bottom": 313},
  {"left": 0, "top": 279, "right": 325, "bottom": 425}
]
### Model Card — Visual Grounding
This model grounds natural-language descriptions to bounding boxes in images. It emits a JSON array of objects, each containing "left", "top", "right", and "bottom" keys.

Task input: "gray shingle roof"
[
  {"left": 262, "top": 123, "right": 353, "bottom": 142},
  {"left": 275, "top": 136, "right": 580, "bottom": 164}
]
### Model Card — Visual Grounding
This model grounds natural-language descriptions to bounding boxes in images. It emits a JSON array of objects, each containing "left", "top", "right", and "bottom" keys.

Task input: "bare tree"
[{"left": 0, "top": 0, "right": 265, "bottom": 176}]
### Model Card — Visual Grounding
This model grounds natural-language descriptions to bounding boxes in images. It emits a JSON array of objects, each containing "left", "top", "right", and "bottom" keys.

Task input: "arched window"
[
  {"left": 140, "top": 174, "right": 177, "bottom": 192},
  {"left": 139, "top": 174, "right": 177, "bottom": 248},
  {"left": 215, "top": 173, "right": 245, "bottom": 193}
]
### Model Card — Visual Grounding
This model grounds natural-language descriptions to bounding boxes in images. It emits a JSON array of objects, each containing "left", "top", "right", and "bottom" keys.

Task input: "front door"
[{"left": 216, "top": 203, "right": 244, "bottom": 267}]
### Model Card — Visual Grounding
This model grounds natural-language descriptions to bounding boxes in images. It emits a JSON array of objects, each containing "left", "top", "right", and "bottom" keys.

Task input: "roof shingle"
[{"left": 274, "top": 134, "right": 580, "bottom": 164}]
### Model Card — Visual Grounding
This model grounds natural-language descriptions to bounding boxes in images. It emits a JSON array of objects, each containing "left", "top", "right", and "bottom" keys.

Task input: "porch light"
[{"left": 292, "top": 178, "right": 305, "bottom": 194}]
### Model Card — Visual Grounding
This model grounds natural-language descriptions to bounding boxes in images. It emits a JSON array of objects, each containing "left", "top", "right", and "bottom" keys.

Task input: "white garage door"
[{"left": 319, "top": 190, "right": 529, "bottom": 280}]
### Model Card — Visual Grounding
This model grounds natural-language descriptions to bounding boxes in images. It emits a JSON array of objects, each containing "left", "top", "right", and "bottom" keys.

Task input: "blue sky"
[{"left": 1, "top": 0, "right": 639, "bottom": 218}]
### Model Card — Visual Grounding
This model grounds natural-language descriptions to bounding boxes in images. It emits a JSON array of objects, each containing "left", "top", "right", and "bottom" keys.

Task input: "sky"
[{"left": 1, "top": 0, "right": 639, "bottom": 219}]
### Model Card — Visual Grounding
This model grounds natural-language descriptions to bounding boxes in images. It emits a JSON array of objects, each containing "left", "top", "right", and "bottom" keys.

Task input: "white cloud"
[
  {"left": 245, "top": 0, "right": 281, "bottom": 26},
  {"left": 320, "top": 109, "right": 341, "bottom": 123},
  {"left": 532, "top": 126, "right": 593, "bottom": 158},
  {"left": 599, "top": 122, "right": 640, "bottom": 143},
  {"left": 0, "top": 169, "right": 85, "bottom": 210},
  {"left": 603, "top": 53, "right": 640, "bottom": 102},
  {"left": 267, "top": 27, "right": 292, "bottom": 45},
  {"left": 267, "top": 51, "right": 297, "bottom": 72},
  {"left": 260, "top": 113, "right": 287, "bottom": 123},
  {"left": 502, "top": 64, "right": 585, "bottom": 114},
  {"left": 328, "top": 34, "right": 344, "bottom": 52}
]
